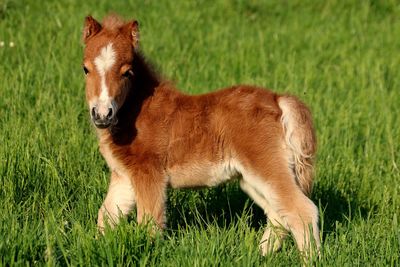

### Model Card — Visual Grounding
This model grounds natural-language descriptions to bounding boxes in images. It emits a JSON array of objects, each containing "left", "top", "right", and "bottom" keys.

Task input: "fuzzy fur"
[{"left": 82, "top": 15, "right": 320, "bottom": 256}]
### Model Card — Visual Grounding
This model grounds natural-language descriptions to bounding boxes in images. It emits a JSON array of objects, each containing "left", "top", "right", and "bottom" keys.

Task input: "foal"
[{"left": 82, "top": 15, "right": 320, "bottom": 256}]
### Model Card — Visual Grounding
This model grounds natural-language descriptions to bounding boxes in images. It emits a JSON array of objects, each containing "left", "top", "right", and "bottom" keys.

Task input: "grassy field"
[{"left": 1, "top": 0, "right": 399, "bottom": 265}]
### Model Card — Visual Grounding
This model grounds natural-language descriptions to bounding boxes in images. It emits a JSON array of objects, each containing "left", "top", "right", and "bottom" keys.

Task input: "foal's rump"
[{"left": 217, "top": 86, "right": 316, "bottom": 195}]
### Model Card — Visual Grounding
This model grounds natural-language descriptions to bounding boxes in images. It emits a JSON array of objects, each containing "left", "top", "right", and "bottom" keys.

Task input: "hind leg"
[
  {"left": 240, "top": 180, "right": 288, "bottom": 255},
  {"left": 284, "top": 193, "right": 320, "bottom": 256},
  {"left": 241, "top": 168, "right": 320, "bottom": 257}
]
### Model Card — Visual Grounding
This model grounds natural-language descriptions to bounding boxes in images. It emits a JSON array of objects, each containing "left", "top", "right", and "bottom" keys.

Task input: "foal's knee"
[{"left": 97, "top": 173, "right": 136, "bottom": 233}]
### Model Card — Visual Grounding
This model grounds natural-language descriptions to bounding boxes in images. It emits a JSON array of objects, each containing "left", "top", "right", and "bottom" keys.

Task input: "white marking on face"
[{"left": 94, "top": 43, "right": 116, "bottom": 115}]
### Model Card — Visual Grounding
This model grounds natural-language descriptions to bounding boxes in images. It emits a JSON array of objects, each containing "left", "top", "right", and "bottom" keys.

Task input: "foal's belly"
[{"left": 167, "top": 160, "right": 240, "bottom": 188}]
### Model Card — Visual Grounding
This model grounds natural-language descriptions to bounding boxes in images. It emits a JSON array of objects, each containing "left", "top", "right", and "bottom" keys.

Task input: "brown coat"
[{"left": 82, "top": 15, "right": 320, "bottom": 257}]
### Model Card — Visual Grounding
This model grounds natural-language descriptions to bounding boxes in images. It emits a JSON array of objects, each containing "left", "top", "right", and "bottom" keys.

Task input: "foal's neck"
[{"left": 106, "top": 51, "right": 161, "bottom": 145}]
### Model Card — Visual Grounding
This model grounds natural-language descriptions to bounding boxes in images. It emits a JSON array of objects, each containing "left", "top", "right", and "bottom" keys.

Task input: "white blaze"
[{"left": 94, "top": 43, "right": 116, "bottom": 115}]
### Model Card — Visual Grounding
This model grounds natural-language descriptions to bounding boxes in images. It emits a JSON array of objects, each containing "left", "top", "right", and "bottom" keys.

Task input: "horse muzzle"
[{"left": 91, "top": 104, "right": 116, "bottom": 129}]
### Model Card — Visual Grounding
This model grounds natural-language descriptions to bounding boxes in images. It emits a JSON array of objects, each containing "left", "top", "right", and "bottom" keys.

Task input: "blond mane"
[{"left": 101, "top": 14, "right": 125, "bottom": 30}]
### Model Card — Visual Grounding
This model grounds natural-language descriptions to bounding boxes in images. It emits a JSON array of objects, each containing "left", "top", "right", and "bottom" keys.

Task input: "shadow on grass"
[
  {"left": 312, "top": 180, "right": 373, "bottom": 238},
  {"left": 166, "top": 179, "right": 375, "bottom": 238},
  {"left": 166, "top": 182, "right": 266, "bottom": 231}
]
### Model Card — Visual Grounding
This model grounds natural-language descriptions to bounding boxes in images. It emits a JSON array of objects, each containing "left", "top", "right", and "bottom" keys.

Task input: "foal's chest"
[{"left": 99, "top": 143, "right": 131, "bottom": 180}]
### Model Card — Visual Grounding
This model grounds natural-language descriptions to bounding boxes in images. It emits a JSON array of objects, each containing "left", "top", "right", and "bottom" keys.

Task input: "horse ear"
[
  {"left": 127, "top": 20, "right": 139, "bottom": 49},
  {"left": 83, "top": 16, "right": 102, "bottom": 43}
]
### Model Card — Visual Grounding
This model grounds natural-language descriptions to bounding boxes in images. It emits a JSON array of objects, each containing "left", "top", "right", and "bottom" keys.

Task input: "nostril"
[
  {"left": 91, "top": 107, "right": 96, "bottom": 118},
  {"left": 91, "top": 106, "right": 101, "bottom": 121},
  {"left": 106, "top": 108, "right": 113, "bottom": 119}
]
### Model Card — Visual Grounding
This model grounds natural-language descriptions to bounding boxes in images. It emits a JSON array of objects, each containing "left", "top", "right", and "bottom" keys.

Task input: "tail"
[{"left": 277, "top": 95, "right": 317, "bottom": 196}]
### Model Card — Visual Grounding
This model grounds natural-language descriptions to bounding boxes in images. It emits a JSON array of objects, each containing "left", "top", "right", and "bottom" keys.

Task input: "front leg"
[
  {"left": 132, "top": 169, "right": 167, "bottom": 229},
  {"left": 97, "top": 171, "right": 136, "bottom": 232}
]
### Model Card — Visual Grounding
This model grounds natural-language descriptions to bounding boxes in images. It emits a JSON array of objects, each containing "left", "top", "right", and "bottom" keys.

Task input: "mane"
[
  {"left": 102, "top": 14, "right": 125, "bottom": 31},
  {"left": 132, "top": 51, "right": 161, "bottom": 96},
  {"left": 109, "top": 51, "right": 163, "bottom": 145}
]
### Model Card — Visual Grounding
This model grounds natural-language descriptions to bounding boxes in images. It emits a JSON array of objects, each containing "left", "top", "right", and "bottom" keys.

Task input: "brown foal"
[{"left": 82, "top": 14, "right": 320, "bottom": 256}]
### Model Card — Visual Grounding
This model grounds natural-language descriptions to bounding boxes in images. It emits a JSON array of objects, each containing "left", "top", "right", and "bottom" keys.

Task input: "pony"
[{"left": 82, "top": 14, "right": 320, "bottom": 257}]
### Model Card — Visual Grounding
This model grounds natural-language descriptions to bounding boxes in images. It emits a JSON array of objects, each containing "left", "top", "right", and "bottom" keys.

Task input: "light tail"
[{"left": 278, "top": 95, "right": 317, "bottom": 196}]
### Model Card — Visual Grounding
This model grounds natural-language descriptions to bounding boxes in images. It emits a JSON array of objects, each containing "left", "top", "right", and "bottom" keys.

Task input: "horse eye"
[
  {"left": 83, "top": 66, "right": 89, "bottom": 75},
  {"left": 122, "top": 69, "right": 133, "bottom": 77}
]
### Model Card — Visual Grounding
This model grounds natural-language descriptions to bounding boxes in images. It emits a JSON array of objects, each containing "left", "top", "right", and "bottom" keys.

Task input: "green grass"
[{"left": 1, "top": 0, "right": 399, "bottom": 265}]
